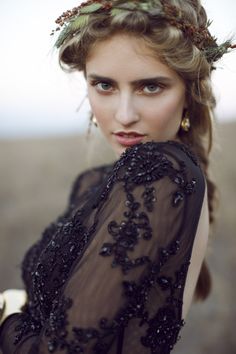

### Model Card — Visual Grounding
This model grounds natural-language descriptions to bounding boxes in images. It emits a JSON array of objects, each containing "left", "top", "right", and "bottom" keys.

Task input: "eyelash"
[
  {"left": 89, "top": 80, "right": 165, "bottom": 95},
  {"left": 92, "top": 81, "right": 113, "bottom": 92},
  {"left": 140, "top": 84, "right": 163, "bottom": 94}
]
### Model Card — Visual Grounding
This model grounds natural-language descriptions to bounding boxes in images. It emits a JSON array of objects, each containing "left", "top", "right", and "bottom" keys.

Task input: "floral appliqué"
[{"left": 12, "top": 141, "right": 204, "bottom": 354}]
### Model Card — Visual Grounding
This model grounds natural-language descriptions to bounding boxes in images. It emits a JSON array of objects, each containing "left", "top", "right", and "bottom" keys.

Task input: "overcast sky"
[{"left": 0, "top": 0, "right": 236, "bottom": 138}]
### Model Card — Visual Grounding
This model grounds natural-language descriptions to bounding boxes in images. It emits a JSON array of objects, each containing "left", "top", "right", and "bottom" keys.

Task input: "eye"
[
  {"left": 90, "top": 80, "right": 114, "bottom": 92},
  {"left": 97, "top": 82, "right": 113, "bottom": 91},
  {"left": 142, "top": 83, "right": 162, "bottom": 94}
]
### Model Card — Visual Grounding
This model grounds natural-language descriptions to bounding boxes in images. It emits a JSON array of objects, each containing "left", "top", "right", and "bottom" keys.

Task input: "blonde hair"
[{"left": 59, "top": 0, "right": 216, "bottom": 300}]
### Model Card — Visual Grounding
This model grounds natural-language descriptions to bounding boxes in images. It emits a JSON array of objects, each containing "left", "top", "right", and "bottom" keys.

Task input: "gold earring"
[
  {"left": 181, "top": 114, "right": 190, "bottom": 132},
  {"left": 87, "top": 113, "right": 98, "bottom": 139},
  {"left": 91, "top": 115, "right": 98, "bottom": 127}
]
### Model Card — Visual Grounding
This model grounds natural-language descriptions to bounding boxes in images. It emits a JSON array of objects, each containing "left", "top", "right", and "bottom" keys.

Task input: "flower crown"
[{"left": 51, "top": 0, "right": 235, "bottom": 67}]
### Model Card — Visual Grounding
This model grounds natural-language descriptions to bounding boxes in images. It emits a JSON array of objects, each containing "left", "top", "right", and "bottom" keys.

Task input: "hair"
[{"left": 58, "top": 0, "right": 217, "bottom": 301}]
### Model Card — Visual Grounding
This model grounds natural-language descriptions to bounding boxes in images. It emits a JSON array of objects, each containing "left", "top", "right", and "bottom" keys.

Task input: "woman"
[{"left": 0, "top": 0, "right": 234, "bottom": 353}]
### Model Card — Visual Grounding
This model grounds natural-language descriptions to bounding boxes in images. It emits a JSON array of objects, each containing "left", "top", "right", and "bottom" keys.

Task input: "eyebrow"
[{"left": 87, "top": 74, "right": 174, "bottom": 85}]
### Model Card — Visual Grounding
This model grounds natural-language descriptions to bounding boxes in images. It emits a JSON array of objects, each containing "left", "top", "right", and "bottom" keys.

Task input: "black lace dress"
[{"left": 0, "top": 141, "right": 205, "bottom": 354}]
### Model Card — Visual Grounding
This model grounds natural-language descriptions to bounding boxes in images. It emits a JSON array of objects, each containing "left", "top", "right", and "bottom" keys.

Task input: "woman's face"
[{"left": 86, "top": 34, "right": 187, "bottom": 157}]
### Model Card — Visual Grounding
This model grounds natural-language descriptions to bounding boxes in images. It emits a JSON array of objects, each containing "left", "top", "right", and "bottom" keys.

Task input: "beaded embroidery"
[{"left": 10, "top": 141, "right": 204, "bottom": 353}]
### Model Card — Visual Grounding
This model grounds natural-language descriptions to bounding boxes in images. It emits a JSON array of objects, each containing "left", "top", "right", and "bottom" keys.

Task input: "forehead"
[{"left": 86, "top": 34, "right": 180, "bottom": 81}]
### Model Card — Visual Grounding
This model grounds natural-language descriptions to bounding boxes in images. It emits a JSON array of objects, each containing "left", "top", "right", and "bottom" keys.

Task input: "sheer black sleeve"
[
  {"left": 19, "top": 163, "right": 113, "bottom": 294},
  {"left": 0, "top": 141, "right": 206, "bottom": 354}
]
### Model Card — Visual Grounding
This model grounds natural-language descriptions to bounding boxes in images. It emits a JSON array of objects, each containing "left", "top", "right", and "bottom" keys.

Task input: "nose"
[{"left": 114, "top": 92, "right": 140, "bottom": 126}]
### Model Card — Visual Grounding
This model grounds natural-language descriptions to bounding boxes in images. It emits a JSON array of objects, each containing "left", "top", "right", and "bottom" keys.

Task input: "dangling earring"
[
  {"left": 91, "top": 115, "right": 98, "bottom": 127},
  {"left": 87, "top": 113, "right": 98, "bottom": 139},
  {"left": 181, "top": 112, "right": 191, "bottom": 132}
]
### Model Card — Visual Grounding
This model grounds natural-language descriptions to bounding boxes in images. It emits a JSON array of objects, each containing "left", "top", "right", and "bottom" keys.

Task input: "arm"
[
  {"left": 0, "top": 141, "right": 207, "bottom": 354},
  {"left": 20, "top": 165, "right": 111, "bottom": 296}
]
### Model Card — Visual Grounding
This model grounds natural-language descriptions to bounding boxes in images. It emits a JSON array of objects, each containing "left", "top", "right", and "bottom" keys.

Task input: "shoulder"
[
  {"left": 72, "top": 163, "right": 114, "bottom": 187},
  {"left": 69, "top": 163, "right": 114, "bottom": 204},
  {"left": 120, "top": 140, "right": 201, "bottom": 168},
  {"left": 113, "top": 140, "right": 205, "bottom": 190}
]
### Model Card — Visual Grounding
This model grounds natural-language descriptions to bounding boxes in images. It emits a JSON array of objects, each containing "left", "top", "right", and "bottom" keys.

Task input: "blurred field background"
[{"left": 0, "top": 122, "right": 235, "bottom": 353}]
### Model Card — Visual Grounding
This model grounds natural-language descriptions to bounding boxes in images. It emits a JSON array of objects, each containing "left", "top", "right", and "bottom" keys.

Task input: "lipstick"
[{"left": 114, "top": 131, "right": 146, "bottom": 147}]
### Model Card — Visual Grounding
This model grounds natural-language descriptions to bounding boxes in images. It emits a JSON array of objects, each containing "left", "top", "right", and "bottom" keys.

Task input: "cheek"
[
  {"left": 142, "top": 94, "right": 185, "bottom": 137},
  {"left": 88, "top": 90, "right": 112, "bottom": 116},
  {"left": 87, "top": 89, "right": 97, "bottom": 110},
  {"left": 161, "top": 91, "right": 185, "bottom": 113},
  {"left": 87, "top": 91, "right": 112, "bottom": 131},
  {"left": 153, "top": 93, "right": 185, "bottom": 123},
  {"left": 87, "top": 91, "right": 103, "bottom": 117}
]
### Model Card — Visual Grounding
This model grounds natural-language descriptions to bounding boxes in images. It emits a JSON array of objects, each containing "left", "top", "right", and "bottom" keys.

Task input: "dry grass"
[{"left": 0, "top": 122, "right": 235, "bottom": 353}]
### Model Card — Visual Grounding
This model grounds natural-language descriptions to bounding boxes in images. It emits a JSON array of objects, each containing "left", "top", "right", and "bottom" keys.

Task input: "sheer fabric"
[{"left": 0, "top": 141, "right": 205, "bottom": 354}]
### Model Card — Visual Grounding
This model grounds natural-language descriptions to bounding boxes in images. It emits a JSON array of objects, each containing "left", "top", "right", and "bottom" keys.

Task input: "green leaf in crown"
[
  {"left": 70, "top": 15, "right": 91, "bottom": 31},
  {"left": 80, "top": 3, "right": 103, "bottom": 14},
  {"left": 55, "top": 15, "right": 90, "bottom": 48},
  {"left": 204, "top": 40, "right": 232, "bottom": 63},
  {"left": 55, "top": 26, "right": 71, "bottom": 48},
  {"left": 111, "top": 8, "right": 125, "bottom": 16},
  {"left": 139, "top": 2, "right": 152, "bottom": 11}
]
